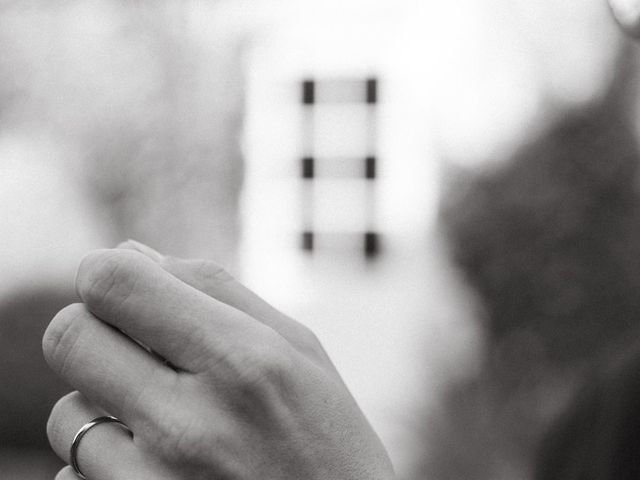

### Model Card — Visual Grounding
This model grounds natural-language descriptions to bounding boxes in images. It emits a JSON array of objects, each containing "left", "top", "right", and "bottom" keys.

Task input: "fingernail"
[{"left": 121, "top": 239, "right": 164, "bottom": 262}]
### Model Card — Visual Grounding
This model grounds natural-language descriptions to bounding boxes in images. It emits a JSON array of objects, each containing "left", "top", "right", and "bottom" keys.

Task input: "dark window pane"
[
  {"left": 302, "top": 157, "right": 315, "bottom": 179},
  {"left": 366, "top": 78, "right": 377, "bottom": 104},
  {"left": 364, "top": 231, "right": 380, "bottom": 258},
  {"left": 302, "top": 79, "right": 315, "bottom": 105},
  {"left": 365, "top": 156, "right": 376, "bottom": 179},
  {"left": 301, "top": 231, "right": 314, "bottom": 251}
]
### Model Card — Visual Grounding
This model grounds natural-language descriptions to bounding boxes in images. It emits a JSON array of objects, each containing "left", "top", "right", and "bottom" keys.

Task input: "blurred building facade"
[{"left": 239, "top": 8, "right": 479, "bottom": 472}]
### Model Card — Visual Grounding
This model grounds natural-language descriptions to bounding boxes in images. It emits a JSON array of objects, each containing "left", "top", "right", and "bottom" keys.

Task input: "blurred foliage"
[
  {"left": 0, "top": 0, "right": 245, "bottom": 261},
  {"left": 417, "top": 45, "right": 640, "bottom": 479},
  {"left": 445, "top": 94, "right": 640, "bottom": 366},
  {"left": 536, "top": 346, "right": 640, "bottom": 480},
  {"left": 0, "top": 287, "right": 73, "bottom": 448}
]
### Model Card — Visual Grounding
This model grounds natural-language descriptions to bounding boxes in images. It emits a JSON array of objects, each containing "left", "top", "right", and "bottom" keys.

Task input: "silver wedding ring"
[{"left": 70, "top": 416, "right": 132, "bottom": 479}]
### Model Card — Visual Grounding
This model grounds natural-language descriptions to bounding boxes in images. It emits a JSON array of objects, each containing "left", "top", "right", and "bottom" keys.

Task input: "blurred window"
[{"left": 299, "top": 77, "right": 380, "bottom": 258}]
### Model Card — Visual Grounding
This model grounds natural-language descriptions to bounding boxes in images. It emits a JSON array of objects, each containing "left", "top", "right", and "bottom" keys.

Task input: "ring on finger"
[{"left": 70, "top": 416, "right": 133, "bottom": 479}]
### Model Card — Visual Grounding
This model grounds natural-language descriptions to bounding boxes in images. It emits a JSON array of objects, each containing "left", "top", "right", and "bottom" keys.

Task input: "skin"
[
  {"left": 43, "top": 242, "right": 395, "bottom": 480},
  {"left": 609, "top": 0, "right": 640, "bottom": 37}
]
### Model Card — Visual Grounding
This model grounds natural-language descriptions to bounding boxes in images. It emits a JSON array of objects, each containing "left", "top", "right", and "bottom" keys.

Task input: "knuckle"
[
  {"left": 227, "top": 331, "right": 294, "bottom": 391},
  {"left": 76, "top": 249, "right": 140, "bottom": 313},
  {"left": 154, "top": 410, "right": 218, "bottom": 466},
  {"left": 42, "top": 304, "right": 88, "bottom": 373},
  {"left": 283, "top": 322, "right": 327, "bottom": 364},
  {"left": 295, "top": 325, "right": 324, "bottom": 355},
  {"left": 155, "top": 414, "right": 243, "bottom": 478},
  {"left": 163, "top": 258, "right": 234, "bottom": 286},
  {"left": 213, "top": 333, "right": 298, "bottom": 426},
  {"left": 193, "top": 260, "right": 234, "bottom": 284}
]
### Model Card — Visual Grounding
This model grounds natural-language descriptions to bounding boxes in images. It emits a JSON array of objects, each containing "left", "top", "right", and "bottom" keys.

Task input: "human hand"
[
  {"left": 43, "top": 243, "right": 395, "bottom": 479},
  {"left": 609, "top": 0, "right": 640, "bottom": 37}
]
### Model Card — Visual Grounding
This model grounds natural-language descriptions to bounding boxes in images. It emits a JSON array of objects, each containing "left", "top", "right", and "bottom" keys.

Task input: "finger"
[
  {"left": 116, "top": 241, "right": 293, "bottom": 330},
  {"left": 117, "top": 240, "right": 324, "bottom": 358},
  {"left": 54, "top": 466, "right": 78, "bottom": 480},
  {"left": 47, "top": 392, "right": 138, "bottom": 480},
  {"left": 75, "top": 249, "right": 271, "bottom": 372},
  {"left": 609, "top": 0, "right": 640, "bottom": 37},
  {"left": 43, "top": 303, "right": 177, "bottom": 426}
]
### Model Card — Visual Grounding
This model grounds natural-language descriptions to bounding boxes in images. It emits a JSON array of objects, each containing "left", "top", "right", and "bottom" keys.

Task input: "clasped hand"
[{"left": 43, "top": 243, "right": 395, "bottom": 480}]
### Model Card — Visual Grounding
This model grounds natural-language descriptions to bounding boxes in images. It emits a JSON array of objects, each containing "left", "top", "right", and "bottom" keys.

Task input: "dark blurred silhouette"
[
  {"left": 535, "top": 345, "right": 640, "bottom": 480},
  {"left": 417, "top": 42, "right": 640, "bottom": 480},
  {"left": 0, "top": 287, "right": 72, "bottom": 452}
]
